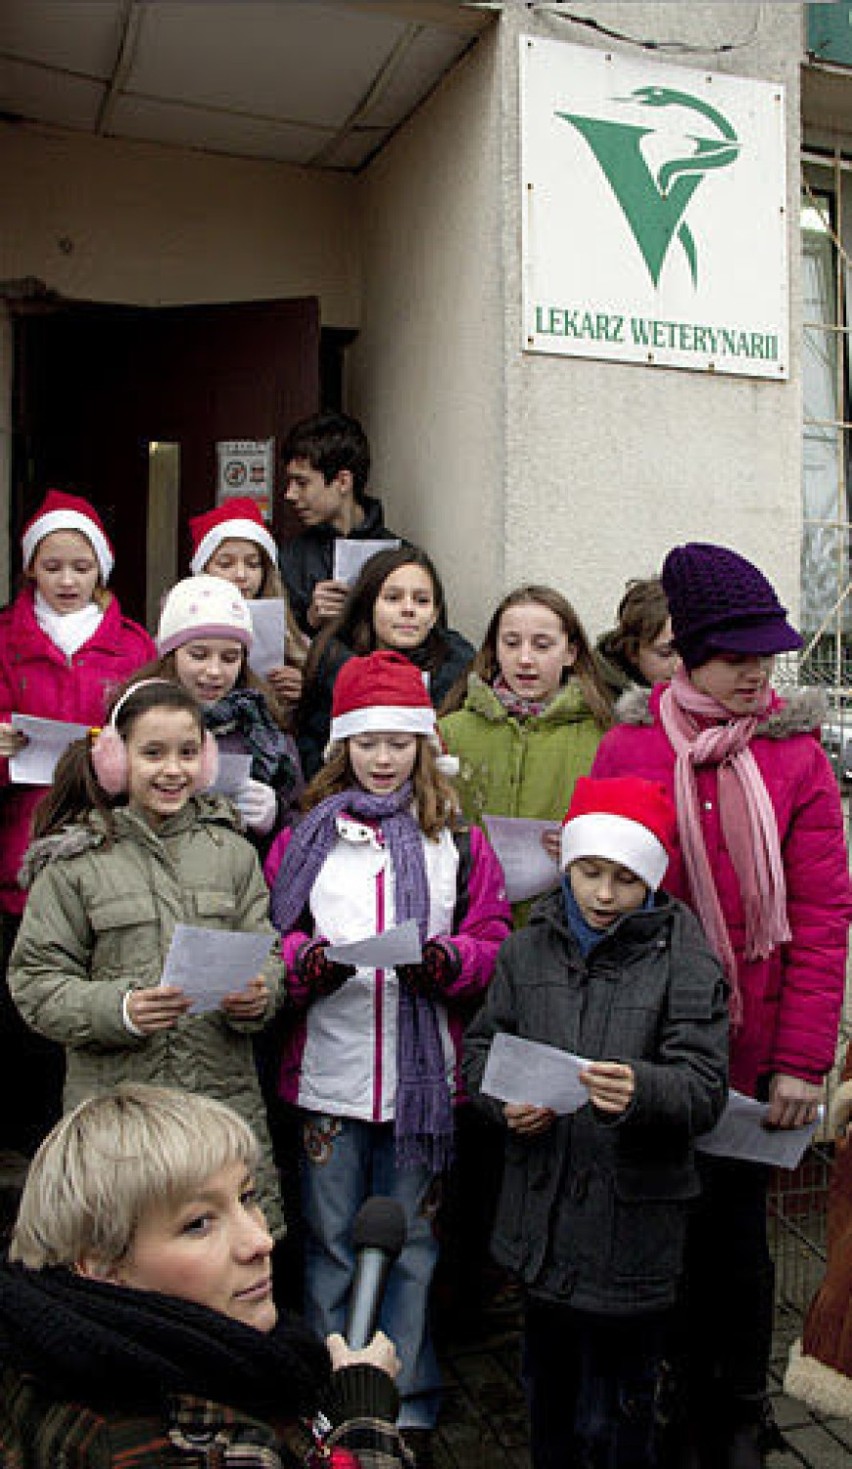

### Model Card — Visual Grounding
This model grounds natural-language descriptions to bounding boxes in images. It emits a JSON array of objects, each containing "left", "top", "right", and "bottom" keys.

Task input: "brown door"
[{"left": 12, "top": 296, "right": 321, "bottom": 624}]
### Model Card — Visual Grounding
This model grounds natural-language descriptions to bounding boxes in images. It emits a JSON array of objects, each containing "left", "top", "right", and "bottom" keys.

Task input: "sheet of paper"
[
  {"left": 325, "top": 919, "right": 422, "bottom": 969},
  {"left": 9, "top": 713, "right": 89, "bottom": 784},
  {"left": 213, "top": 751, "right": 252, "bottom": 798},
  {"left": 696, "top": 1089, "right": 822, "bottom": 1170},
  {"left": 483, "top": 814, "right": 561, "bottom": 902},
  {"left": 481, "top": 1032, "right": 591, "bottom": 1114},
  {"left": 159, "top": 924, "right": 274, "bottom": 1014},
  {"left": 248, "top": 598, "right": 287, "bottom": 676},
  {"left": 333, "top": 538, "right": 401, "bottom": 586}
]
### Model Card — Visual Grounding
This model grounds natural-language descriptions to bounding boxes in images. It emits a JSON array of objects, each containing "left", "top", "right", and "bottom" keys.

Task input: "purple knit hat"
[{"left": 661, "top": 543, "right": 802, "bottom": 670}]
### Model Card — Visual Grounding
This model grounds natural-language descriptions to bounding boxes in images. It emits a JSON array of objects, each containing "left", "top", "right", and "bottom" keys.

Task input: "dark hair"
[
  {"left": 440, "top": 584, "right": 613, "bottom": 729},
  {"left": 144, "top": 649, "right": 293, "bottom": 733},
  {"left": 32, "top": 681, "right": 205, "bottom": 841},
  {"left": 304, "top": 545, "right": 451, "bottom": 690},
  {"left": 597, "top": 578, "right": 670, "bottom": 685},
  {"left": 281, "top": 411, "right": 371, "bottom": 504}
]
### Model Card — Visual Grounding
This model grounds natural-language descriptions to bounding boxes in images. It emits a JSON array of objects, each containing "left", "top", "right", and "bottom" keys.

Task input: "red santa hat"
[
  {"left": 331, "top": 650, "right": 436, "bottom": 742},
  {"left": 560, "top": 776, "right": 676, "bottom": 890},
  {"left": 22, "top": 490, "right": 114, "bottom": 582},
  {"left": 189, "top": 498, "right": 277, "bottom": 577}
]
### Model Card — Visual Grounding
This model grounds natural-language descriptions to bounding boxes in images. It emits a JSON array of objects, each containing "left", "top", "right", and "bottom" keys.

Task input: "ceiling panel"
[
  {"left": 0, "top": 1, "right": 123, "bottom": 77},
  {"left": 110, "top": 93, "right": 333, "bottom": 167},
  {"left": 128, "top": 4, "right": 410, "bottom": 128},
  {"left": 0, "top": 1, "right": 490, "bottom": 170},
  {"left": 360, "top": 24, "right": 474, "bottom": 128},
  {"left": 0, "top": 56, "right": 104, "bottom": 131}
]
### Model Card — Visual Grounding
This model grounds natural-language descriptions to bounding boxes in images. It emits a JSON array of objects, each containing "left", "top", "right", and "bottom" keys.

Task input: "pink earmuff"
[
  {"left": 90, "top": 679, "right": 220, "bottom": 796},
  {"left": 90, "top": 726, "right": 129, "bottom": 795}
]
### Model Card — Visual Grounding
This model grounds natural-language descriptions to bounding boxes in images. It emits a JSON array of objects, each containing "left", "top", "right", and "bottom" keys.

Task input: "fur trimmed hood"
[
  {"left": 460, "top": 672, "right": 594, "bottom": 726},
  {"left": 19, "top": 796, "right": 240, "bottom": 890},
  {"left": 785, "top": 1337, "right": 852, "bottom": 1421},
  {"left": 614, "top": 683, "right": 827, "bottom": 740}
]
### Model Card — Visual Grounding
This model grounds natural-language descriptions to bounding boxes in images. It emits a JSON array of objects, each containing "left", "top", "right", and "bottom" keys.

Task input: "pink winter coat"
[
  {"left": 592, "top": 684, "right": 852, "bottom": 1096},
  {"left": 0, "top": 585, "right": 155, "bottom": 915}
]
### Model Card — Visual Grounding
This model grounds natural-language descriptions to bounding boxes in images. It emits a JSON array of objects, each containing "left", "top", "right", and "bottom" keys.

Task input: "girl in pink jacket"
[
  {"left": 0, "top": 490, "right": 154, "bottom": 1152},
  {"left": 592, "top": 542, "right": 852, "bottom": 1469},
  {"left": 264, "top": 650, "right": 510, "bottom": 1458}
]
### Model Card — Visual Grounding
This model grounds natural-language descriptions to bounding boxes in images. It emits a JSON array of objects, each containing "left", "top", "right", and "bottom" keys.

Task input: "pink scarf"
[{"left": 659, "top": 666, "right": 791, "bottom": 1028}]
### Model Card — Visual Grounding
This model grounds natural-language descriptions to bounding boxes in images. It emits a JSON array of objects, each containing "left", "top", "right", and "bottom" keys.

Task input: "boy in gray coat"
[{"left": 463, "top": 775, "right": 729, "bottom": 1469}]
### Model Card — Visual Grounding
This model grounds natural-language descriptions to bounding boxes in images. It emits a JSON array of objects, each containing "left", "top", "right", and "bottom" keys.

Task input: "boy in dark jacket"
[
  {"left": 279, "top": 411, "right": 402, "bottom": 633},
  {"left": 463, "top": 775, "right": 729, "bottom": 1469}
]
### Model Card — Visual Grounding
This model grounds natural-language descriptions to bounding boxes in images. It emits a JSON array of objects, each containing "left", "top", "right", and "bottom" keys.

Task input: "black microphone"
[{"left": 344, "top": 1196, "right": 407, "bottom": 1350}]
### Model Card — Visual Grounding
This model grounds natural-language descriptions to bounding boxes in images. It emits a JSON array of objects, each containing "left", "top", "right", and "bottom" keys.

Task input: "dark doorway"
[{"left": 11, "top": 296, "right": 321, "bottom": 624}]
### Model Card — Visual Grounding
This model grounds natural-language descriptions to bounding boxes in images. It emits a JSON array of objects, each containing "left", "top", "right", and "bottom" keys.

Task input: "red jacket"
[
  {"left": 592, "top": 684, "right": 852, "bottom": 1096},
  {"left": 0, "top": 585, "right": 155, "bottom": 914}
]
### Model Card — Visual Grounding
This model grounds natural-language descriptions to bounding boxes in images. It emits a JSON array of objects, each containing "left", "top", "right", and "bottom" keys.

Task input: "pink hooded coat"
[
  {"left": 592, "top": 684, "right": 852, "bottom": 1096},
  {"left": 0, "top": 584, "right": 155, "bottom": 915}
]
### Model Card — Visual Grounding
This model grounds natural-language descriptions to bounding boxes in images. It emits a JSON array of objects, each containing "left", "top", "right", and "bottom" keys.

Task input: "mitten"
[
  {"left": 234, "top": 777, "right": 277, "bottom": 835},
  {"left": 296, "top": 940, "right": 356, "bottom": 997},
  {"left": 397, "top": 939, "right": 460, "bottom": 999}
]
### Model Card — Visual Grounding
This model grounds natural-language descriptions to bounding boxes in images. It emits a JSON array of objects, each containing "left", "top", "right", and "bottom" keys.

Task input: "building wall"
[
  {"left": 0, "top": 122, "right": 359, "bottom": 318},
  {"left": 347, "top": 28, "right": 504, "bottom": 643},
  {"left": 0, "top": 6, "right": 808, "bottom": 639},
  {"left": 498, "top": 3, "right": 805, "bottom": 639}
]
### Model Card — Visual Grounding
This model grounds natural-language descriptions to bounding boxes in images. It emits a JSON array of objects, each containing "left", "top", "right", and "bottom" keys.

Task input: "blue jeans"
[
  {"left": 300, "top": 1113, "right": 442, "bottom": 1430},
  {"left": 523, "top": 1296, "right": 666, "bottom": 1469}
]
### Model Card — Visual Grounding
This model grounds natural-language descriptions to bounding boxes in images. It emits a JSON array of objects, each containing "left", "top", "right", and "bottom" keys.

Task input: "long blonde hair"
[{"left": 303, "top": 735, "right": 459, "bottom": 841}]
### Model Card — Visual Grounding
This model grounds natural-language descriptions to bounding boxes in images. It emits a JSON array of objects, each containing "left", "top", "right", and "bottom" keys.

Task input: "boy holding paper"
[
  {"left": 279, "top": 411, "right": 403, "bottom": 633},
  {"left": 463, "top": 775, "right": 728, "bottom": 1469}
]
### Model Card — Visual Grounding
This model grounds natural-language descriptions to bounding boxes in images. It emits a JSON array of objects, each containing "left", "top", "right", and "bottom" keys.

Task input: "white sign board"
[
  {"left": 521, "top": 37, "right": 788, "bottom": 378},
  {"left": 216, "top": 439, "right": 274, "bottom": 517}
]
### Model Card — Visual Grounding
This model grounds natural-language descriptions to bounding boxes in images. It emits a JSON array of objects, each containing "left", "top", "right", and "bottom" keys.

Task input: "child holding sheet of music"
[
  {"left": 264, "top": 650, "right": 510, "bottom": 1452},
  {"left": 463, "top": 775, "right": 728, "bottom": 1469},
  {"left": 0, "top": 491, "right": 153, "bottom": 1153}
]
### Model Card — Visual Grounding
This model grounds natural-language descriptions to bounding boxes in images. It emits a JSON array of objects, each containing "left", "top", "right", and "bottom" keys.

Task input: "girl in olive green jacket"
[
  {"left": 439, "top": 585, "right": 613, "bottom": 926},
  {"left": 8, "top": 679, "right": 284, "bottom": 1233}
]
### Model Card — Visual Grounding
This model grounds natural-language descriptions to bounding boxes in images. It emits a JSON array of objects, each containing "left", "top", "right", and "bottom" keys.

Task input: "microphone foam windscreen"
[{"left": 351, "top": 1196, "right": 407, "bottom": 1258}]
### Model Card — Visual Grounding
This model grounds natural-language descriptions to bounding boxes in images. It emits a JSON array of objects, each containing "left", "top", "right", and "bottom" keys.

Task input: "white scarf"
[{"left": 34, "top": 589, "right": 103, "bottom": 657}]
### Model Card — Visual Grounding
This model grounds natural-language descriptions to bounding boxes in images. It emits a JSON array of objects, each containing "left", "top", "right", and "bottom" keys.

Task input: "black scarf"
[{"left": 0, "top": 1263, "right": 330, "bottom": 1421}]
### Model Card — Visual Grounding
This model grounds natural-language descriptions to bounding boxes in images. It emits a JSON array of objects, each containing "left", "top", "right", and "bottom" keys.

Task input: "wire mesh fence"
[{"left": 768, "top": 651, "right": 849, "bottom": 1319}]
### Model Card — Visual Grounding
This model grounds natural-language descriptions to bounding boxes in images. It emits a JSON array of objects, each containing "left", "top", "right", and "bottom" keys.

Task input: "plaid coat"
[{"left": 0, "top": 1369, "right": 409, "bottom": 1468}]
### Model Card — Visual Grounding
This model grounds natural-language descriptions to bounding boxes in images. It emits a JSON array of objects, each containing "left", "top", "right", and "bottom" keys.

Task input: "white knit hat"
[{"left": 156, "top": 575, "right": 254, "bottom": 656}]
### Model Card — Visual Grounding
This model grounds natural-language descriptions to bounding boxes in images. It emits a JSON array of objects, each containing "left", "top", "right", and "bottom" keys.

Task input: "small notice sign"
[{"left": 216, "top": 439, "right": 274, "bottom": 518}]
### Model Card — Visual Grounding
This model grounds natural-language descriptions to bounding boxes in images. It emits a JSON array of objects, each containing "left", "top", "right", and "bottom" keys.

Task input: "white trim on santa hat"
[
  {"left": 330, "top": 704, "right": 436, "bottom": 743},
  {"left": 560, "top": 812, "right": 669, "bottom": 890},
  {"left": 22, "top": 510, "right": 114, "bottom": 582},
  {"left": 190, "top": 518, "right": 278, "bottom": 576}
]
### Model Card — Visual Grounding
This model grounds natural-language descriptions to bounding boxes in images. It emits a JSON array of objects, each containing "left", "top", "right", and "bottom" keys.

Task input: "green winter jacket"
[
  {"left": 9, "top": 796, "right": 285, "bottom": 1235},
  {"left": 439, "top": 677, "right": 604, "bottom": 926}
]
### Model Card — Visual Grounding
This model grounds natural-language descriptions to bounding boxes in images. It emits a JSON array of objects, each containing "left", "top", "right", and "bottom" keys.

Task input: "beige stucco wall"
[
  {"left": 498, "top": 3, "right": 805, "bottom": 642},
  {"left": 0, "top": 122, "right": 359, "bottom": 317},
  {"left": 347, "top": 27, "right": 504, "bottom": 644},
  {"left": 0, "top": 6, "right": 808, "bottom": 639}
]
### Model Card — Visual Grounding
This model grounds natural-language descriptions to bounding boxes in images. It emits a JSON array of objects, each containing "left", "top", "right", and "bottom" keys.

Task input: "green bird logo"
[{"left": 557, "top": 85, "right": 740, "bottom": 287}]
